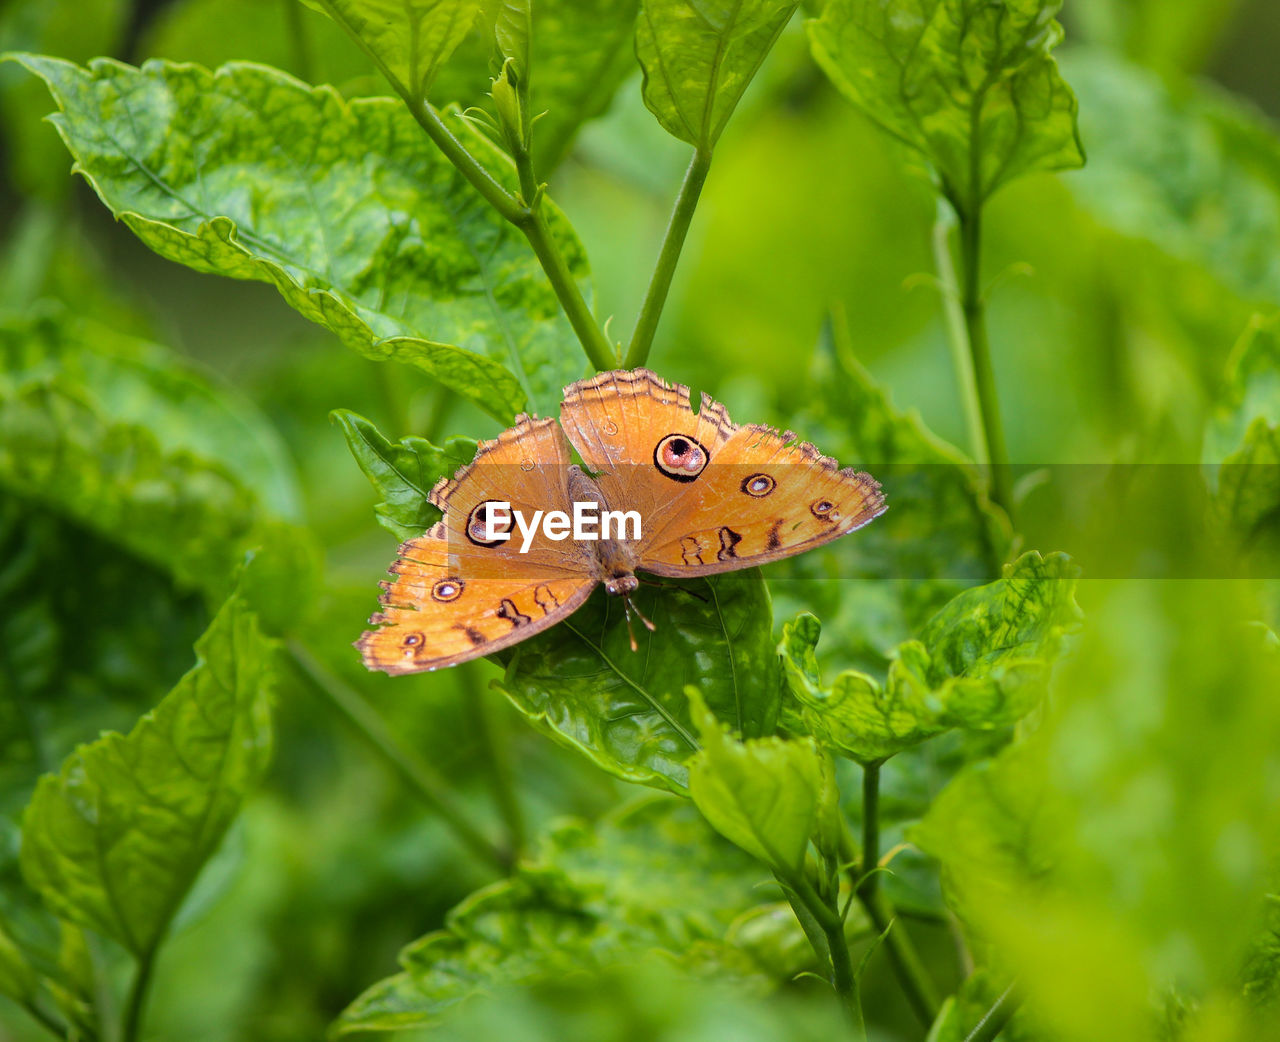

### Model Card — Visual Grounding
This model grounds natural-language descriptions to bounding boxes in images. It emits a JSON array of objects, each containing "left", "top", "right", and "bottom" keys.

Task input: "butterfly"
[{"left": 358, "top": 368, "right": 886, "bottom": 674}]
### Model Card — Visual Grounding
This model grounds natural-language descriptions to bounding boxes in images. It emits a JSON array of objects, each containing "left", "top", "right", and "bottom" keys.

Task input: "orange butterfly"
[{"left": 359, "top": 368, "right": 886, "bottom": 674}]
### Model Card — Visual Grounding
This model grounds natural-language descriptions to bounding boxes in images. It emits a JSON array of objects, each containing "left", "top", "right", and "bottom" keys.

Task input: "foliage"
[
  {"left": 334, "top": 797, "right": 814, "bottom": 1034},
  {"left": 808, "top": 0, "right": 1084, "bottom": 211},
  {"left": 779, "top": 552, "right": 1081, "bottom": 764},
  {"left": 1, "top": 0, "right": 1278, "bottom": 1040}
]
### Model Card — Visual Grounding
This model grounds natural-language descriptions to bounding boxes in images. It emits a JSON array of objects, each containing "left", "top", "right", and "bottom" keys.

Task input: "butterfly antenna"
[
  {"left": 621, "top": 598, "right": 639, "bottom": 652},
  {"left": 621, "top": 595, "right": 657, "bottom": 652}
]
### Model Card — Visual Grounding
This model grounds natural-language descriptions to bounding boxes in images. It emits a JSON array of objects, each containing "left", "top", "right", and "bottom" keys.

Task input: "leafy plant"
[{"left": 1, "top": 0, "right": 1278, "bottom": 1040}]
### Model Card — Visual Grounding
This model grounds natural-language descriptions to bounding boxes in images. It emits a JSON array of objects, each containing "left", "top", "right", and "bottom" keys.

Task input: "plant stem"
[
  {"left": 962, "top": 982, "right": 1020, "bottom": 1042},
  {"left": 851, "top": 762, "right": 941, "bottom": 1027},
  {"left": 286, "top": 641, "right": 510, "bottom": 874},
  {"left": 318, "top": 4, "right": 617, "bottom": 374},
  {"left": 282, "top": 0, "right": 314, "bottom": 83},
  {"left": 404, "top": 96, "right": 523, "bottom": 221},
  {"left": 932, "top": 205, "right": 989, "bottom": 467},
  {"left": 120, "top": 948, "right": 155, "bottom": 1042},
  {"left": 857, "top": 761, "right": 882, "bottom": 904},
  {"left": 516, "top": 207, "right": 618, "bottom": 372},
  {"left": 779, "top": 870, "right": 863, "bottom": 1037},
  {"left": 624, "top": 148, "right": 712, "bottom": 368},
  {"left": 462, "top": 667, "right": 526, "bottom": 865},
  {"left": 954, "top": 202, "right": 1013, "bottom": 516},
  {"left": 825, "top": 907, "right": 863, "bottom": 1035},
  {"left": 406, "top": 97, "right": 615, "bottom": 372}
]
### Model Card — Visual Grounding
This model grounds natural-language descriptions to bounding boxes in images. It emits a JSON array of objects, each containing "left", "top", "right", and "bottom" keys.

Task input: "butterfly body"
[
  {"left": 358, "top": 369, "right": 886, "bottom": 675},
  {"left": 565, "top": 463, "right": 640, "bottom": 597}
]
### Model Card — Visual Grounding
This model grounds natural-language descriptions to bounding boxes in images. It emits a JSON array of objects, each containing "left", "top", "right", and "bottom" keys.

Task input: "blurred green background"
[{"left": 1, "top": 1, "right": 1279, "bottom": 1040}]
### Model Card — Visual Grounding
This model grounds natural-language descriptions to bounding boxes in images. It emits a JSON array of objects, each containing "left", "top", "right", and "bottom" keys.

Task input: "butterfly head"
[{"left": 604, "top": 572, "right": 639, "bottom": 597}]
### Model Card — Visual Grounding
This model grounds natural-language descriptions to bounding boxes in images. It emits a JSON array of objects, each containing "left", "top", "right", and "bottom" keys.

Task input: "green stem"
[
  {"left": 779, "top": 870, "right": 863, "bottom": 1037},
  {"left": 319, "top": 2, "right": 616, "bottom": 374},
  {"left": 421, "top": 381, "right": 455, "bottom": 443},
  {"left": 374, "top": 359, "right": 411, "bottom": 436},
  {"left": 411, "top": 97, "right": 614, "bottom": 372},
  {"left": 462, "top": 667, "right": 526, "bottom": 865},
  {"left": 516, "top": 207, "right": 617, "bottom": 372},
  {"left": 286, "top": 641, "right": 510, "bottom": 874},
  {"left": 851, "top": 763, "right": 941, "bottom": 1027},
  {"left": 624, "top": 148, "right": 712, "bottom": 369},
  {"left": 120, "top": 948, "right": 156, "bottom": 1042},
  {"left": 955, "top": 202, "right": 1013, "bottom": 516},
  {"left": 932, "top": 205, "right": 989, "bottom": 467},
  {"left": 404, "top": 95, "right": 523, "bottom": 221},
  {"left": 962, "top": 982, "right": 1020, "bottom": 1042},
  {"left": 826, "top": 911, "right": 862, "bottom": 1035},
  {"left": 857, "top": 761, "right": 882, "bottom": 904}
]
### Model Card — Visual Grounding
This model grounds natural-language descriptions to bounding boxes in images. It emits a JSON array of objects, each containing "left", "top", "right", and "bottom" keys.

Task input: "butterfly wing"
[
  {"left": 560, "top": 369, "right": 886, "bottom": 577},
  {"left": 359, "top": 416, "right": 597, "bottom": 674}
]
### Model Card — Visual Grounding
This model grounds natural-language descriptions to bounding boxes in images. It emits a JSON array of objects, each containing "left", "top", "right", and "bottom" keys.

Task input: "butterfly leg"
[{"left": 636, "top": 576, "right": 710, "bottom": 603}]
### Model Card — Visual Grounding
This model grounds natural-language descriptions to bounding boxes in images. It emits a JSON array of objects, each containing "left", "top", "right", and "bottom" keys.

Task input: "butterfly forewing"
[{"left": 359, "top": 415, "right": 598, "bottom": 674}]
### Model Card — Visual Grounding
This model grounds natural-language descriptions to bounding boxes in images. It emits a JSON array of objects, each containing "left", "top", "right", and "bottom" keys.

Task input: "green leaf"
[
  {"left": 307, "top": 0, "right": 483, "bottom": 99},
  {"left": 334, "top": 797, "right": 776, "bottom": 1034},
  {"left": 0, "top": 309, "right": 304, "bottom": 601},
  {"left": 12, "top": 55, "right": 592, "bottom": 419},
  {"left": 686, "top": 690, "right": 827, "bottom": 875},
  {"left": 331, "top": 409, "right": 476, "bottom": 541},
  {"left": 808, "top": 0, "right": 1084, "bottom": 209},
  {"left": 637, "top": 0, "right": 798, "bottom": 149},
  {"left": 1063, "top": 49, "right": 1280, "bottom": 309},
  {"left": 773, "top": 322, "right": 1011, "bottom": 673},
  {"left": 19, "top": 595, "right": 273, "bottom": 958},
  {"left": 3, "top": 306, "right": 301, "bottom": 518},
  {"left": 780, "top": 551, "right": 1081, "bottom": 763},
  {"left": 494, "top": 570, "right": 781, "bottom": 794},
  {"left": 1205, "top": 313, "right": 1280, "bottom": 548},
  {"left": 349, "top": 955, "right": 851, "bottom": 1040}
]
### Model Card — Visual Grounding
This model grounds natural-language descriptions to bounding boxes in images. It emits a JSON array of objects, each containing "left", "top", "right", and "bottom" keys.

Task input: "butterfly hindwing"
[
  {"left": 559, "top": 368, "right": 740, "bottom": 527},
  {"left": 636, "top": 423, "right": 885, "bottom": 575},
  {"left": 560, "top": 369, "right": 885, "bottom": 576}
]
